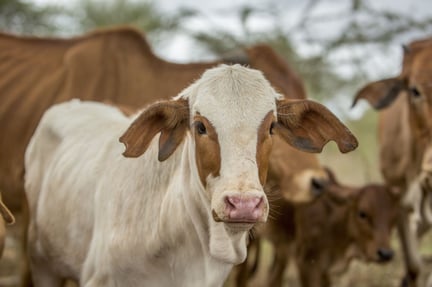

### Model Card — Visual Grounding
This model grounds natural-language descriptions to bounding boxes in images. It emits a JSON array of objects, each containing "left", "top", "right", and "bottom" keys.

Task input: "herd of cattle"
[{"left": 0, "top": 26, "right": 431, "bottom": 287}]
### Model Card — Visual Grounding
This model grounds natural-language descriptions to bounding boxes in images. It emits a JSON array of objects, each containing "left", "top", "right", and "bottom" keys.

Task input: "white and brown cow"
[{"left": 25, "top": 65, "right": 357, "bottom": 287}]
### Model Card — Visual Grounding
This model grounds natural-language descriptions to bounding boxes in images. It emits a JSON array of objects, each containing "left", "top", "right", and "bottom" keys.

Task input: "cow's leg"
[
  {"left": 297, "top": 260, "right": 323, "bottom": 287},
  {"left": 81, "top": 246, "right": 114, "bottom": 287},
  {"left": 29, "top": 260, "right": 64, "bottom": 287},
  {"left": 296, "top": 245, "right": 327, "bottom": 287},
  {"left": 426, "top": 272, "right": 432, "bottom": 287},
  {"left": 398, "top": 210, "right": 422, "bottom": 287},
  {"left": 322, "top": 273, "right": 331, "bottom": 287},
  {"left": 27, "top": 219, "right": 64, "bottom": 287},
  {"left": 82, "top": 275, "right": 111, "bottom": 287},
  {"left": 21, "top": 196, "right": 33, "bottom": 287},
  {"left": 268, "top": 244, "right": 289, "bottom": 287}
]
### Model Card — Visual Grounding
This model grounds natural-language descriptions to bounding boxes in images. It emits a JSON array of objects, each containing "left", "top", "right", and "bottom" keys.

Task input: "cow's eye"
[
  {"left": 410, "top": 87, "right": 421, "bottom": 98},
  {"left": 195, "top": 121, "right": 207, "bottom": 135},
  {"left": 358, "top": 211, "right": 368, "bottom": 220},
  {"left": 270, "top": 122, "right": 276, "bottom": 135}
]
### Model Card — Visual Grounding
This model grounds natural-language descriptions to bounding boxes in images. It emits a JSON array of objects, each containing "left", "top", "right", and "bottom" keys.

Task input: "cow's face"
[
  {"left": 348, "top": 185, "right": 399, "bottom": 263},
  {"left": 353, "top": 40, "right": 432, "bottom": 146},
  {"left": 276, "top": 168, "right": 330, "bottom": 203},
  {"left": 405, "top": 49, "right": 432, "bottom": 140},
  {"left": 266, "top": 139, "right": 332, "bottom": 204},
  {"left": 120, "top": 65, "right": 358, "bottom": 233}
]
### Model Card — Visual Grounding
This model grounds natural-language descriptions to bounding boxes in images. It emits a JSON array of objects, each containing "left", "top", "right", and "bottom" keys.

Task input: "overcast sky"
[{"left": 30, "top": 0, "right": 432, "bottom": 68}]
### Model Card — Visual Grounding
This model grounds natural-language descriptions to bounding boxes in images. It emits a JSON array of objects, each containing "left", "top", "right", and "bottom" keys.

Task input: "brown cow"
[
  {"left": 353, "top": 37, "right": 432, "bottom": 287},
  {"left": 234, "top": 169, "right": 400, "bottom": 287}
]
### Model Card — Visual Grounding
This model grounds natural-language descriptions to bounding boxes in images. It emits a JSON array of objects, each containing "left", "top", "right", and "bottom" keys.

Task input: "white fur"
[{"left": 25, "top": 65, "right": 279, "bottom": 287}]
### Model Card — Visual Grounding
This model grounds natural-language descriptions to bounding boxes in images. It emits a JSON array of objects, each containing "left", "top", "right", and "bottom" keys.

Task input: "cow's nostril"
[
  {"left": 254, "top": 196, "right": 264, "bottom": 208},
  {"left": 377, "top": 248, "right": 394, "bottom": 262},
  {"left": 311, "top": 177, "right": 326, "bottom": 195},
  {"left": 225, "top": 197, "right": 236, "bottom": 209}
]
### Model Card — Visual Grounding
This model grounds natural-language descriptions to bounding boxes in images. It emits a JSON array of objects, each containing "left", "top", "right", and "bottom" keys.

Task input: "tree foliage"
[
  {"left": 0, "top": 0, "right": 60, "bottom": 35},
  {"left": 187, "top": 0, "right": 432, "bottom": 104},
  {"left": 2, "top": 0, "right": 431, "bottom": 105},
  {"left": 72, "top": 0, "right": 194, "bottom": 42}
]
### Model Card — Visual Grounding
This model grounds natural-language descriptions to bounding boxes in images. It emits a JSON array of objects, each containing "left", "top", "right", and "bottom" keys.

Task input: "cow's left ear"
[
  {"left": 120, "top": 99, "right": 190, "bottom": 161},
  {"left": 352, "top": 78, "right": 405, "bottom": 110},
  {"left": 274, "top": 99, "right": 358, "bottom": 153},
  {"left": 0, "top": 200, "right": 14, "bottom": 225}
]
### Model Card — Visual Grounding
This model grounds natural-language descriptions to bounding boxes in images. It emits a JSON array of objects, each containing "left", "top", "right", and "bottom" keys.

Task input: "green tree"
[
  {"left": 0, "top": 0, "right": 61, "bottom": 35},
  {"left": 189, "top": 6, "right": 361, "bottom": 103},
  {"left": 73, "top": 0, "right": 194, "bottom": 43},
  {"left": 188, "top": 1, "right": 432, "bottom": 104}
]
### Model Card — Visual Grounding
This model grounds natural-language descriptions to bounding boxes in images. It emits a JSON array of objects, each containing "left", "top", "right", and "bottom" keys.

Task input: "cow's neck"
[{"left": 330, "top": 204, "right": 353, "bottom": 258}]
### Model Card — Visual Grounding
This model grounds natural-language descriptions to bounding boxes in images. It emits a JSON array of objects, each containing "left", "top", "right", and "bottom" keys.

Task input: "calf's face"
[
  {"left": 120, "top": 65, "right": 358, "bottom": 231},
  {"left": 349, "top": 185, "right": 399, "bottom": 263}
]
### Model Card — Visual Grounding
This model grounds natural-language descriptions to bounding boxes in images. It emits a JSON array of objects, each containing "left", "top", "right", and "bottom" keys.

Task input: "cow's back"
[{"left": 0, "top": 28, "right": 214, "bottom": 211}]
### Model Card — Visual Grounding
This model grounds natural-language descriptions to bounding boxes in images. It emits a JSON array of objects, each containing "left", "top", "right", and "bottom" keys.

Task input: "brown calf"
[{"left": 235, "top": 170, "right": 400, "bottom": 287}]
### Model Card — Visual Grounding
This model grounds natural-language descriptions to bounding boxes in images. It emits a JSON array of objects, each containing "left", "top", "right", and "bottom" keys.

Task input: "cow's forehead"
[
  {"left": 403, "top": 47, "right": 432, "bottom": 78},
  {"left": 180, "top": 65, "right": 280, "bottom": 129}
]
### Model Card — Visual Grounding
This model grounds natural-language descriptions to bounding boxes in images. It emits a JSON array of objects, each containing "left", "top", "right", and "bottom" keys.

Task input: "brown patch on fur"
[
  {"left": 212, "top": 210, "right": 223, "bottom": 222},
  {"left": 120, "top": 99, "right": 189, "bottom": 160},
  {"left": 193, "top": 115, "right": 221, "bottom": 186},
  {"left": 256, "top": 112, "right": 275, "bottom": 185}
]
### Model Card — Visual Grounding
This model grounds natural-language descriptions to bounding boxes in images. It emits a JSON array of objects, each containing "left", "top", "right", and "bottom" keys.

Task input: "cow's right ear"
[
  {"left": 319, "top": 167, "right": 359, "bottom": 204},
  {"left": 119, "top": 99, "right": 190, "bottom": 161},
  {"left": 352, "top": 78, "right": 405, "bottom": 110},
  {"left": 0, "top": 200, "right": 14, "bottom": 225}
]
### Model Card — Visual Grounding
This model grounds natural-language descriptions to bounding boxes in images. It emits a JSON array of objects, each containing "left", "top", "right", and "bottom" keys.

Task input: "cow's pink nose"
[{"left": 225, "top": 196, "right": 265, "bottom": 222}]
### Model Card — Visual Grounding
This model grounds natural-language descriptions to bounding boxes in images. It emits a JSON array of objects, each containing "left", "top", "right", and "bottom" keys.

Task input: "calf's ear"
[
  {"left": 274, "top": 99, "right": 358, "bottom": 153},
  {"left": 120, "top": 99, "right": 189, "bottom": 161},
  {"left": 0, "top": 200, "right": 14, "bottom": 225},
  {"left": 352, "top": 78, "right": 405, "bottom": 110}
]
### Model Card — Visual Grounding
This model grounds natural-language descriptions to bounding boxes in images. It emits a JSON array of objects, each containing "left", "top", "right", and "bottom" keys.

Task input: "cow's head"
[
  {"left": 346, "top": 184, "right": 400, "bottom": 263},
  {"left": 353, "top": 39, "right": 432, "bottom": 142},
  {"left": 120, "top": 65, "right": 357, "bottom": 232}
]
